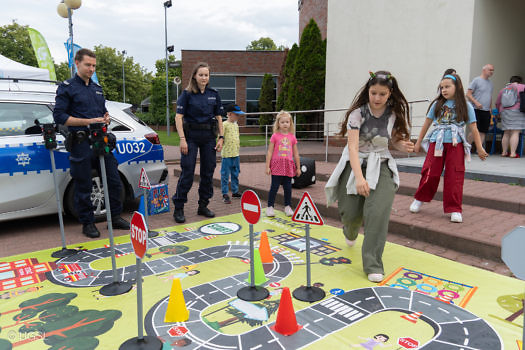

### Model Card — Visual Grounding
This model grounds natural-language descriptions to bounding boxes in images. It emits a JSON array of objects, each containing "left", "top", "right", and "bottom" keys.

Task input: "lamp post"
[
  {"left": 57, "top": 0, "right": 82, "bottom": 78},
  {"left": 164, "top": 0, "right": 172, "bottom": 136},
  {"left": 122, "top": 50, "right": 126, "bottom": 103}
]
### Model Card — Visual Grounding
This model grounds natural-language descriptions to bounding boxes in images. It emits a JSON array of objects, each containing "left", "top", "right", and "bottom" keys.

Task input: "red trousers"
[{"left": 414, "top": 142, "right": 465, "bottom": 213}]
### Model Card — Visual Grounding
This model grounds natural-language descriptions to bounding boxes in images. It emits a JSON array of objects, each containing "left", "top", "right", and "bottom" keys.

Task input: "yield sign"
[
  {"left": 130, "top": 211, "right": 148, "bottom": 259},
  {"left": 241, "top": 190, "right": 261, "bottom": 225},
  {"left": 292, "top": 192, "right": 324, "bottom": 225},
  {"left": 138, "top": 167, "right": 151, "bottom": 189}
]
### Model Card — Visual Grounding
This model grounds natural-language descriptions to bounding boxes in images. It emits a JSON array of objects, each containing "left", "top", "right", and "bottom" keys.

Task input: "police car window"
[
  {"left": 123, "top": 108, "right": 146, "bottom": 126},
  {"left": 0, "top": 103, "right": 53, "bottom": 136},
  {"left": 108, "top": 119, "right": 131, "bottom": 132}
]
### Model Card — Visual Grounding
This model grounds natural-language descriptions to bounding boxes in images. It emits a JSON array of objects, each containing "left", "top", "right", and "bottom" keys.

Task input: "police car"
[{"left": 0, "top": 78, "right": 168, "bottom": 222}]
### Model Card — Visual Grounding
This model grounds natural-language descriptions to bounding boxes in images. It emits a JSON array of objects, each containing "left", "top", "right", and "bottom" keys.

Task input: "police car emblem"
[{"left": 16, "top": 152, "right": 31, "bottom": 166}]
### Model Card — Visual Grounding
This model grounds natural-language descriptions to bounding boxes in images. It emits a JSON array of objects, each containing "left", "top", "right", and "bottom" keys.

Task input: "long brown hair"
[
  {"left": 339, "top": 70, "right": 410, "bottom": 140},
  {"left": 186, "top": 62, "right": 210, "bottom": 94},
  {"left": 427, "top": 73, "right": 468, "bottom": 123}
]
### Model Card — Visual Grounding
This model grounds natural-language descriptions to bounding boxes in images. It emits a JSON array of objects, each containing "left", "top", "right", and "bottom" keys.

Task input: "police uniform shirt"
[
  {"left": 53, "top": 74, "right": 107, "bottom": 130},
  {"left": 176, "top": 87, "right": 223, "bottom": 124}
]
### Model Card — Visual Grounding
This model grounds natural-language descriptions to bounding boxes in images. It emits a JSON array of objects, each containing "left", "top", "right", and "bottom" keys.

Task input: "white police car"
[{"left": 0, "top": 78, "right": 168, "bottom": 222}]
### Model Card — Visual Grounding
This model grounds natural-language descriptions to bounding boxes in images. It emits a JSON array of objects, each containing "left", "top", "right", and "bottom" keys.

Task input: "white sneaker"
[
  {"left": 368, "top": 273, "right": 384, "bottom": 283},
  {"left": 266, "top": 206, "right": 275, "bottom": 217},
  {"left": 284, "top": 206, "right": 294, "bottom": 216},
  {"left": 450, "top": 212, "right": 463, "bottom": 223},
  {"left": 409, "top": 199, "right": 422, "bottom": 213},
  {"left": 345, "top": 238, "right": 356, "bottom": 247}
]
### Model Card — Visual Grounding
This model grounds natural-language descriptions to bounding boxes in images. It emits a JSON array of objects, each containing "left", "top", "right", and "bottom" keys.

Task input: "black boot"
[
  {"left": 173, "top": 208, "right": 185, "bottom": 223},
  {"left": 82, "top": 223, "right": 100, "bottom": 238},
  {"left": 197, "top": 206, "right": 215, "bottom": 218},
  {"left": 112, "top": 216, "right": 130, "bottom": 230}
]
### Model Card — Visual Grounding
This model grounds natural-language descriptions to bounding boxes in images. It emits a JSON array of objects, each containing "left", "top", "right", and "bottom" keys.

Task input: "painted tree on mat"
[
  {"left": 497, "top": 293, "right": 524, "bottom": 322},
  {"left": 0, "top": 293, "right": 121, "bottom": 350}
]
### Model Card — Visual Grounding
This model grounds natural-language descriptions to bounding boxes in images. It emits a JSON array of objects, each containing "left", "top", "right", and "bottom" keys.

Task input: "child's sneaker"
[
  {"left": 367, "top": 273, "right": 384, "bottom": 283},
  {"left": 409, "top": 199, "right": 422, "bottom": 213},
  {"left": 232, "top": 192, "right": 242, "bottom": 198},
  {"left": 284, "top": 206, "right": 294, "bottom": 216},
  {"left": 450, "top": 212, "right": 463, "bottom": 223},
  {"left": 222, "top": 194, "right": 231, "bottom": 204},
  {"left": 345, "top": 238, "right": 356, "bottom": 247},
  {"left": 266, "top": 206, "right": 275, "bottom": 217}
]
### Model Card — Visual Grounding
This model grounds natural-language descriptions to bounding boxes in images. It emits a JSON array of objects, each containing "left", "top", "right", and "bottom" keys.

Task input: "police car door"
[{"left": 0, "top": 102, "right": 66, "bottom": 217}]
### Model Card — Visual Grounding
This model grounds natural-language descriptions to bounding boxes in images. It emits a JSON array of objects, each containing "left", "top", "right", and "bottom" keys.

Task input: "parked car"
[{"left": 0, "top": 78, "right": 168, "bottom": 222}]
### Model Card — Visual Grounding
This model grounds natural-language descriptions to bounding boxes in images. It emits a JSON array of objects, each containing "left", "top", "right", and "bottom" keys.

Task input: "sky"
[{"left": 2, "top": 0, "right": 299, "bottom": 73}]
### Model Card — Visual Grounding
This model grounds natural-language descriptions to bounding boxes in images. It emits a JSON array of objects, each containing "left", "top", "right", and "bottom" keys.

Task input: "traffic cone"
[
  {"left": 245, "top": 250, "right": 269, "bottom": 285},
  {"left": 435, "top": 293, "right": 453, "bottom": 304},
  {"left": 271, "top": 287, "right": 302, "bottom": 336},
  {"left": 401, "top": 311, "right": 423, "bottom": 324},
  {"left": 258, "top": 231, "right": 273, "bottom": 263},
  {"left": 164, "top": 278, "right": 189, "bottom": 323}
]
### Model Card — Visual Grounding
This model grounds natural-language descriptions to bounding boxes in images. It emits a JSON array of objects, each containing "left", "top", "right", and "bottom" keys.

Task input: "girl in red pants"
[{"left": 410, "top": 74, "right": 488, "bottom": 223}]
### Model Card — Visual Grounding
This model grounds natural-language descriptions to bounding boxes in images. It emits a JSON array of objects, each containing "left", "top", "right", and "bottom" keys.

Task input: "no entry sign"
[
  {"left": 241, "top": 190, "right": 261, "bottom": 225},
  {"left": 130, "top": 211, "right": 148, "bottom": 259}
]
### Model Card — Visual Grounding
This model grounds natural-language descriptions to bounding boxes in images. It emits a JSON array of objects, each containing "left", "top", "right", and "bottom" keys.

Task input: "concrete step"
[{"left": 173, "top": 164, "right": 524, "bottom": 262}]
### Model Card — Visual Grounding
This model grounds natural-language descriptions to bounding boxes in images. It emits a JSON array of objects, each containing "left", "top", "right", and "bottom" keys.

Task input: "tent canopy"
[{"left": 0, "top": 54, "right": 50, "bottom": 80}]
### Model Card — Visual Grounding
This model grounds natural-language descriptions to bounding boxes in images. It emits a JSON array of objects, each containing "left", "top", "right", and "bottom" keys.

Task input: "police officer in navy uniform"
[
  {"left": 173, "top": 62, "right": 224, "bottom": 223},
  {"left": 53, "top": 48, "right": 130, "bottom": 238}
]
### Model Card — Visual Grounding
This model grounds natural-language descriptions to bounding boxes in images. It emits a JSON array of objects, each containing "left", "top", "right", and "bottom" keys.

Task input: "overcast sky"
[{"left": 2, "top": 0, "right": 299, "bottom": 73}]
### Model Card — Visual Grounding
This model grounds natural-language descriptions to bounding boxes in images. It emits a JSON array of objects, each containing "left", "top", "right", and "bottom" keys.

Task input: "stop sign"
[
  {"left": 398, "top": 337, "right": 419, "bottom": 349},
  {"left": 241, "top": 190, "right": 261, "bottom": 224},
  {"left": 130, "top": 211, "right": 148, "bottom": 259}
]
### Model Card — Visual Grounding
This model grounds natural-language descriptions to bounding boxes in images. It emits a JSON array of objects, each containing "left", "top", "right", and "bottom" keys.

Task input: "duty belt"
[{"left": 186, "top": 122, "right": 212, "bottom": 130}]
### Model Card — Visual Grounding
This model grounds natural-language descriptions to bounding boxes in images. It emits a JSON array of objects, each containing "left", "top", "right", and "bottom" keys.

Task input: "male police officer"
[{"left": 53, "top": 48, "right": 130, "bottom": 238}]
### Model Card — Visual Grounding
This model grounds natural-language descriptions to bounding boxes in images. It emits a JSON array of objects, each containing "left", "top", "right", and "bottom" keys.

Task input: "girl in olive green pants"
[{"left": 324, "top": 70, "right": 414, "bottom": 283}]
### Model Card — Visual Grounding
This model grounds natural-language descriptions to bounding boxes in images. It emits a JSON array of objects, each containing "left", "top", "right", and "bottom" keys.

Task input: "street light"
[
  {"left": 122, "top": 50, "right": 126, "bottom": 103},
  {"left": 57, "top": 0, "right": 82, "bottom": 78},
  {"left": 164, "top": 0, "right": 172, "bottom": 136}
]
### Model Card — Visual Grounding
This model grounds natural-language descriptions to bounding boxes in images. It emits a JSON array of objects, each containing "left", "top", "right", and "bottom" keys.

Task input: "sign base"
[
  {"left": 100, "top": 281, "right": 132, "bottom": 296},
  {"left": 51, "top": 247, "right": 78, "bottom": 258},
  {"left": 237, "top": 286, "right": 269, "bottom": 302},
  {"left": 148, "top": 230, "right": 159, "bottom": 238},
  {"left": 119, "top": 336, "right": 162, "bottom": 350},
  {"left": 293, "top": 286, "right": 325, "bottom": 302}
]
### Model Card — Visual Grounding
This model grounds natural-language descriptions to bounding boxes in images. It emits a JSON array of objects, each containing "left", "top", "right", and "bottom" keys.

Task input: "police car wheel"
[{"left": 64, "top": 172, "right": 126, "bottom": 222}]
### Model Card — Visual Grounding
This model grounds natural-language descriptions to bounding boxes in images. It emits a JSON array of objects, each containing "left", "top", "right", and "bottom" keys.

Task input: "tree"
[
  {"left": 0, "top": 21, "right": 38, "bottom": 67},
  {"left": 147, "top": 55, "right": 179, "bottom": 127},
  {"left": 496, "top": 293, "right": 524, "bottom": 322},
  {"left": 276, "top": 44, "right": 298, "bottom": 111},
  {"left": 246, "top": 37, "right": 285, "bottom": 51},
  {"left": 54, "top": 61, "right": 70, "bottom": 82},
  {"left": 258, "top": 74, "right": 276, "bottom": 130},
  {"left": 93, "top": 45, "right": 152, "bottom": 107},
  {"left": 287, "top": 19, "right": 326, "bottom": 135}
]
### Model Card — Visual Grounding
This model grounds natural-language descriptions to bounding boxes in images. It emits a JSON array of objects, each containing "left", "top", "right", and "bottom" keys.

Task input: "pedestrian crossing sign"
[
  {"left": 139, "top": 167, "right": 151, "bottom": 189},
  {"left": 292, "top": 191, "right": 324, "bottom": 226}
]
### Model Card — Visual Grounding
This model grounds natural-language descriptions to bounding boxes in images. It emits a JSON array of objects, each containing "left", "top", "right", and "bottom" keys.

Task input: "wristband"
[{"left": 218, "top": 136, "right": 224, "bottom": 139}]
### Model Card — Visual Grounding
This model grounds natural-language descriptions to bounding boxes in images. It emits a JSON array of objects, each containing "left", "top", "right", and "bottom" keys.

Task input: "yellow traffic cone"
[{"left": 164, "top": 278, "right": 189, "bottom": 323}]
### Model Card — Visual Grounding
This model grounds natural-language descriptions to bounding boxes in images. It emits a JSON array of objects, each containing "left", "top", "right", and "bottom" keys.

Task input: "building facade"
[
  {"left": 298, "top": 0, "right": 327, "bottom": 41},
  {"left": 324, "top": 0, "right": 525, "bottom": 139},
  {"left": 181, "top": 50, "right": 286, "bottom": 127}
]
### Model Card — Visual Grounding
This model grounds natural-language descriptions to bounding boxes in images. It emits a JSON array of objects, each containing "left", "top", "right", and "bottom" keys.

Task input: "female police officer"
[{"left": 172, "top": 62, "right": 224, "bottom": 223}]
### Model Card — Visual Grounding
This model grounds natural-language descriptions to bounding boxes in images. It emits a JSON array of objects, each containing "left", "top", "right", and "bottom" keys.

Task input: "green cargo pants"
[{"left": 337, "top": 161, "right": 396, "bottom": 275}]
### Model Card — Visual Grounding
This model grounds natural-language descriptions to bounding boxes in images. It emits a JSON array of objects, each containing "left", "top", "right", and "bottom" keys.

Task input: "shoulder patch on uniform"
[{"left": 63, "top": 80, "right": 70, "bottom": 85}]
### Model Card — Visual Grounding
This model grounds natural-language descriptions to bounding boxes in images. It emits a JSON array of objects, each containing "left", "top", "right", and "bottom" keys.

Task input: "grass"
[{"left": 155, "top": 130, "right": 267, "bottom": 147}]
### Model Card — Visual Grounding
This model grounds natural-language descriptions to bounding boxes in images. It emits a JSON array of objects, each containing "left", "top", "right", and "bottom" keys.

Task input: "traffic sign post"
[
  {"left": 43, "top": 124, "right": 78, "bottom": 259},
  {"left": 138, "top": 168, "right": 158, "bottom": 238},
  {"left": 237, "top": 190, "right": 269, "bottom": 302},
  {"left": 120, "top": 212, "right": 162, "bottom": 350},
  {"left": 501, "top": 225, "right": 525, "bottom": 344},
  {"left": 96, "top": 126, "right": 132, "bottom": 296},
  {"left": 292, "top": 192, "right": 326, "bottom": 302}
]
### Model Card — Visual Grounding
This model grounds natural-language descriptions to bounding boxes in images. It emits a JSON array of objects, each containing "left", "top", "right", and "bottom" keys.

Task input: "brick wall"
[
  {"left": 299, "top": 0, "right": 327, "bottom": 41},
  {"left": 181, "top": 50, "right": 286, "bottom": 125}
]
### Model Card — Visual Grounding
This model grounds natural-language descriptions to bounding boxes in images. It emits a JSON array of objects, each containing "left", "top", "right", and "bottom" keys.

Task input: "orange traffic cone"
[
  {"left": 258, "top": 231, "right": 273, "bottom": 263},
  {"left": 271, "top": 287, "right": 302, "bottom": 336},
  {"left": 435, "top": 293, "right": 453, "bottom": 304},
  {"left": 401, "top": 311, "right": 423, "bottom": 324},
  {"left": 164, "top": 278, "right": 189, "bottom": 323}
]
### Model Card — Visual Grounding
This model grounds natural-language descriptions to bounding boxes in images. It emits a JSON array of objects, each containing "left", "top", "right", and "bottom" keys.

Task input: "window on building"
[
  {"left": 209, "top": 76, "right": 235, "bottom": 109},
  {"left": 246, "top": 76, "right": 277, "bottom": 125}
]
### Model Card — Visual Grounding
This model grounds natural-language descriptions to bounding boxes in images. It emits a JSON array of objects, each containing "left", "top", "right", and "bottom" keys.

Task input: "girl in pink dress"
[{"left": 265, "top": 111, "right": 301, "bottom": 217}]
